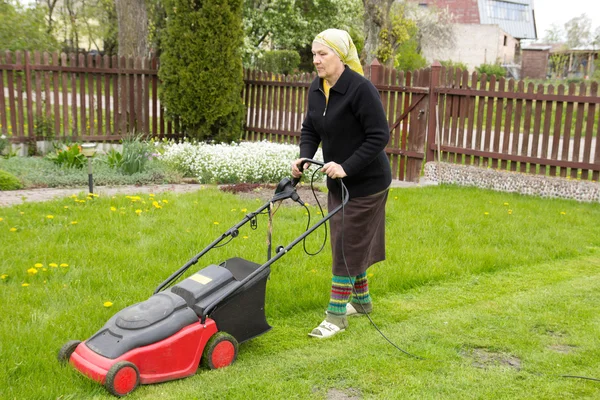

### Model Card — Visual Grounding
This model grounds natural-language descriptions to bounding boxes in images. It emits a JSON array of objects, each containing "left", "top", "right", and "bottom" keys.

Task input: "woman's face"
[{"left": 312, "top": 42, "right": 344, "bottom": 82}]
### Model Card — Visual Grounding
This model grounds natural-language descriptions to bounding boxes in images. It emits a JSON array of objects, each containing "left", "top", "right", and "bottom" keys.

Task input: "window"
[
  {"left": 504, "top": 35, "right": 508, "bottom": 46},
  {"left": 486, "top": 0, "right": 529, "bottom": 22}
]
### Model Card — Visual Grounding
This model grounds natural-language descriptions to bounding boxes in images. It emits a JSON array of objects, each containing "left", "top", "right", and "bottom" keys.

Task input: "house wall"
[
  {"left": 521, "top": 49, "right": 549, "bottom": 79},
  {"left": 409, "top": 0, "right": 481, "bottom": 24},
  {"left": 421, "top": 24, "right": 517, "bottom": 71}
]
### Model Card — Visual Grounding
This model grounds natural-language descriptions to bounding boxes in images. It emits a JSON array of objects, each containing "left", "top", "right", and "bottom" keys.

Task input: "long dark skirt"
[{"left": 328, "top": 188, "right": 389, "bottom": 277}]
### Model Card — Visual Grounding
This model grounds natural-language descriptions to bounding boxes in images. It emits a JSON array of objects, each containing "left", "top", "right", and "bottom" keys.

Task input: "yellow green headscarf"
[{"left": 313, "top": 29, "right": 364, "bottom": 76}]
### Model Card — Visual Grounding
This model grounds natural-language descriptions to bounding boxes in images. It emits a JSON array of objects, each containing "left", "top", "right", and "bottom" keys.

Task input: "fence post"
[
  {"left": 369, "top": 58, "right": 384, "bottom": 86},
  {"left": 24, "top": 51, "right": 34, "bottom": 138},
  {"left": 426, "top": 61, "right": 441, "bottom": 163}
]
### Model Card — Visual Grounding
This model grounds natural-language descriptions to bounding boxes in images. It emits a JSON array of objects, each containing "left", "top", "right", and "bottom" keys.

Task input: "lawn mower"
[{"left": 58, "top": 159, "right": 348, "bottom": 397}]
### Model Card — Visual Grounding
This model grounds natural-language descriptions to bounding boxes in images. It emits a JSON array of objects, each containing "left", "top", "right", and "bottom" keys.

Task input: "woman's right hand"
[{"left": 291, "top": 158, "right": 308, "bottom": 178}]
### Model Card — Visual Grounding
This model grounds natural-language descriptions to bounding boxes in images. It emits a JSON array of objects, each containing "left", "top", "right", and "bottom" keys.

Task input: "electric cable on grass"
[
  {"left": 299, "top": 165, "right": 423, "bottom": 359},
  {"left": 336, "top": 179, "right": 424, "bottom": 360}
]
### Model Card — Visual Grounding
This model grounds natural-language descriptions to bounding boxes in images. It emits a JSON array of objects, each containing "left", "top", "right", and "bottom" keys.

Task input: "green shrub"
[
  {"left": 475, "top": 63, "right": 506, "bottom": 79},
  {"left": 440, "top": 59, "right": 469, "bottom": 72},
  {"left": 159, "top": 0, "right": 245, "bottom": 143},
  {"left": 46, "top": 144, "right": 87, "bottom": 169},
  {"left": 256, "top": 50, "right": 301, "bottom": 74},
  {"left": 0, "top": 169, "right": 23, "bottom": 190},
  {"left": 104, "top": 148, "right": 123, "bottom": 169},
  {"left": 119, "top": 136, "right": 153, "bottom": 175},
  {"left": 394, "top": 38, "right": 427, "bottom": 72}
]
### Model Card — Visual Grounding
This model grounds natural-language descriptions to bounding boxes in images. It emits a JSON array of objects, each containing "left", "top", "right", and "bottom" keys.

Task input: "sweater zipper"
[{"left": 319, "top": 88, "right": 328, "bottom": 116}]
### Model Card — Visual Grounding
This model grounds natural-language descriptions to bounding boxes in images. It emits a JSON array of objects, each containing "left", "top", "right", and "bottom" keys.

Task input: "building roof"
[{"left": 478, "top": 0, "right": 537, "bottom": 40}]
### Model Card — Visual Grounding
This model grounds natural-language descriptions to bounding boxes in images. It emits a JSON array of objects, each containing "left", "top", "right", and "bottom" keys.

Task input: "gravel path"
[
  {"left": 0, "top": 183, "right": 205, "bottom": 207},
  {"left": 0, "top": 180, "right": 431, "bottom": 208}
]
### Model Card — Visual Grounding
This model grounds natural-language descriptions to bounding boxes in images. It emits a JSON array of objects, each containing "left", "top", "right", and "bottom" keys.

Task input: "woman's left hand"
[{"left": 321, "top": 162, "right": 347, "bottom": 179}]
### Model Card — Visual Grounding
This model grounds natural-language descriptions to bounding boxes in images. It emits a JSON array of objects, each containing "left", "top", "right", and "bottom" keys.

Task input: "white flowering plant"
[{"left": 158, "top": 140, "right": 324, "bottom": 184}]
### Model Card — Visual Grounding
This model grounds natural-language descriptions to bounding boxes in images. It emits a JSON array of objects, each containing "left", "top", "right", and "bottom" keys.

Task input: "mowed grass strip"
[{"left": 0, "top": 185, "right": 599, "bottom": 399}]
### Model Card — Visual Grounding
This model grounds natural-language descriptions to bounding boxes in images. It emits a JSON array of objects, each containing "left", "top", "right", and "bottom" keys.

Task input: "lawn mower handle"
[{"left": 291, "top": 158, "right": 324, "bottom": 187}]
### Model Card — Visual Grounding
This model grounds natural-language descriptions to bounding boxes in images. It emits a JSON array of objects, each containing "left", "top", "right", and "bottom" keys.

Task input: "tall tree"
[
  {"left": 362, "top": 0, "right": 415, "bottom": 67},
  {"left": 243, "top": 0, "right": 362, "bottom": 70},
  {"left": 160, "top": 0, "right": 245, "bottom": 142},
  {"left": 0, "top": 1, "right": 59, "bottom": 51},
  {"left": 543, "top": 23, "right": 563, "bottom": 43},
  {"left": 114, "top": 0, "right": 148, "bottom": 57},
  {"left": 564, "top": 14, "right": 591, "bottom": 48}
]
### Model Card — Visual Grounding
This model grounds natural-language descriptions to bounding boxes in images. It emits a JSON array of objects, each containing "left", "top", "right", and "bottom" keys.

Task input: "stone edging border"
[{"left": 423, "top": 162, "right": 600, "bottom": 203}]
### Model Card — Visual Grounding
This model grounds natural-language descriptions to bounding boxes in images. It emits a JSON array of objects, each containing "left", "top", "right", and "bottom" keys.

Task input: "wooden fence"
[
  {"left": 0, "top": 50, "right": 180, "bottom": 144},
  {"left": 243, "top": 61, "right": 430, "bottom": 182},
  {"left": 1, "top": 51, "right": 599, "bottom": 182},
  {"left": 430, "top": 64, "right": 600, "bottom": 181}
]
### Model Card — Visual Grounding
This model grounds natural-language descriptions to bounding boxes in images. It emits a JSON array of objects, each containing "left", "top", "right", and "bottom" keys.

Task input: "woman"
[{"left": 291, "top": 28, "right": 392, "bottom": 338}]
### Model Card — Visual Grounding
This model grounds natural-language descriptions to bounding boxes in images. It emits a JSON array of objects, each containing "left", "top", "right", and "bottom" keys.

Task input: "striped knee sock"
[
  {"left": 351, "top": 272, "right": 372, "bottom": 304},
  {"left": 327, "top": 275, "right": 353, "bottom": 315}
]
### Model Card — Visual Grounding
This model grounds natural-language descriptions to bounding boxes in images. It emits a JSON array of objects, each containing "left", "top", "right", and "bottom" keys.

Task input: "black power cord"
[{"left": 335, "top": 179, "right": 424, "bottom": 360}]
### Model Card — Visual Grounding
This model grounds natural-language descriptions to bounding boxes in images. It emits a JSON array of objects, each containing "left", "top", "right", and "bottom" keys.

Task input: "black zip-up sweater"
[{"left": 300, "top": 66, "right": 392, "bottom": 199}]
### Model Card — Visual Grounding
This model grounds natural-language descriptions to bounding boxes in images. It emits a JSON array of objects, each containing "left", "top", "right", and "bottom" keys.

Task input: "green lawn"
[{"left": 1, "top": 185, "right": 599, "bottom": 399}]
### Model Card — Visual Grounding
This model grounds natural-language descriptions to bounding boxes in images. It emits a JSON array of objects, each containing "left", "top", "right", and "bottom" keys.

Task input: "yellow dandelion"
[
  {"left": 46, "top": 215, "right": 54, "bottom": 219},
  {"left": 0, "top": 218, "right": 3, "bottom": 222},
  {"left": 560, "top": 211, "right": 566, "bottom": 215},
  {"left": 34, "top": 263, "right": 43, "bottom": 268},
  {"left": 368, "top": 273, "right": 374, "bottom": 278},
  {"left": 508, "top": 210, "right": 513, "bottom": 215},
  {"left": 152, "top": 201, "right": 162, "bottom": 209},
  {"left": 42, "top": 268, "right": 47, "bottom": 272},
  {"left": 22, "top": 283, "right": 30, "bottom": 287},
  {"left": 60, "top": 263, "right": 69, "bottom": 268},
  {"left": 162, "top": 200, "right": 168, "bottom": 204},
  {"left": 70, "top": 194, "right": 78, "bottom": 199},
  {"left": 484, "top": 212, "right": 489, "bottom": 215},
  {"left": 213, "top": 221, "right": 219, "bottom": 225},
  {"left": 103, "top": 301, "right": 113, "bottom": 308},
  {"left": 1, "top": 274, "right": 8, "bottom": 280},
  {"left": 19, "top": 212, "right": 24, "bottom": 215},
  {"left": 135, "top": 209, "right": 142, "bottom": 215},
  {"left": 394, "top": 196, "right": 398, "bottom": 200},
  {"left": 304, "top": 203, "right": 309, "bottom": 207},
  {"left": 243, "top": 236, "right": 249, "bottom": 239},
  {"left": 231, "top": 208, "right": 237, "bottom": 212},
  {"left": 311, "top": 269, "right": 317, "bottom": 273},
  {"left": 110, "top": 207, "right": 117, "bottom": 211},
  {"left": 503, "top": 202, "right": 509, "bottom": 206},
  {"left": 241, "top": 208, "right": 247, "bottom": 213},
  {"left": 70, "top": 221, "right": 78, "bottom": 225},
  {"left": 49, "top": 263, "right": 58, "bottom": 268},
  {"left": 10, "top": 227, "right": 18, "bottom": 232},
  {"left": 149, "top": 193, "right": 155, "bottom": 197},
  {"left": 27, "top": 268, "right": 38, "bottom": 275},
  {"left": 64, "top": 206, "right": 69, "bottom": 209}
]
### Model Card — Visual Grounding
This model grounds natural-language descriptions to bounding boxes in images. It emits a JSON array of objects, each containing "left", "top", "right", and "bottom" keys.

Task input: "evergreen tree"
[{"left": 159, "top": 0, "right": 245, "bottom": 142}]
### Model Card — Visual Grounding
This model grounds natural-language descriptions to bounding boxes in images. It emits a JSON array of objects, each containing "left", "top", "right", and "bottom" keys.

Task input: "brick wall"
[
  {"left": 521, "top": 49, "right": 549, "bottom": 79},
  {"left": 409, "top": 0, "right": 480, "bottom": 24}
]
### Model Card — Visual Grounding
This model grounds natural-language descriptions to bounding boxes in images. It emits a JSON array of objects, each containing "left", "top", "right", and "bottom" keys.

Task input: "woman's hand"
[
  {"left": 321, "top": 162, "right": 347, "bottom": 179},
  {"left": 291, "top": 158, "right": 309, "bottom": 178}
]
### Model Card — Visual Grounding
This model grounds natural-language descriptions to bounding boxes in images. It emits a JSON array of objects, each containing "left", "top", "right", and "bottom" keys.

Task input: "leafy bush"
[
  {"left": 256, "top": 50, "right": 301, "bottom": 74},
  {"left": 475, "top": 63, "right": 506, "bottom": 79},
  {"left": 46, "top": 144, "right": 87, "bottom": 169},
  {"left": 159, "top": 140, "right": 323, "bottom": 184},
  {"left": 440, "top": 60, "right": 469, "bottom": 72},
  {"left": 0, "top": 169, "right": 23, "bottom": 190},
  {"left": 0, "top": 135, "right": 9, "bottom": 157},
  {"left": 159, "top": 0, "right": 245, "bottom": 143},
  {"left": 119, "top": 136, "right": 154, "bottom": 175},
  {"left": 394, "top": 38, "right": 427, "bottom": 72},
  {"left": 104, "top": 148, "right": 123, "bottom": 169},
  {"left": 0, "top": 156, "right": 182, "bottom": 188}
]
